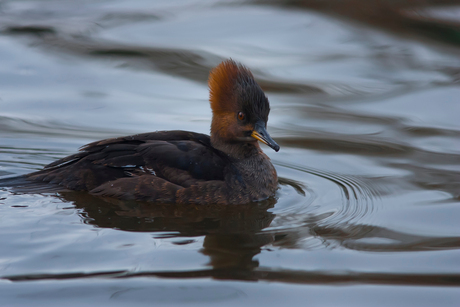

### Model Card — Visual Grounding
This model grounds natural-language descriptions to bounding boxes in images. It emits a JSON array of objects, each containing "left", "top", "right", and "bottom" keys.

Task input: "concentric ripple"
[{"left": 268, "top": 162, "right": 380, "bottom": 233}]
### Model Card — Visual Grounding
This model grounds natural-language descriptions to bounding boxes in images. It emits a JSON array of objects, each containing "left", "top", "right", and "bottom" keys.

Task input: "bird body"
[{"left": 24, "top": 60, "right": 279, "bottom": 204}]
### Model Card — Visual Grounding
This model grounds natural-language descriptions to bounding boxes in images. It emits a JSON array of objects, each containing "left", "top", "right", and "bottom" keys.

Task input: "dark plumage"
[{"left": 17, "top": 60, "right": 280, "bottom": 204}]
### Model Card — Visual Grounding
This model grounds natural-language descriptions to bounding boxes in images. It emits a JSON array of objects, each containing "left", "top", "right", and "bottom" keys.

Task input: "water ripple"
[{"left": 269, "top": 162, "right": 380, "bottom": 234}]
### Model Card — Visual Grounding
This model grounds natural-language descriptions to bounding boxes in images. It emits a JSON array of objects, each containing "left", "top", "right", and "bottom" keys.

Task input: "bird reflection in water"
[{"left": 60, "top": 191, "right": 276, "bottom": 272}]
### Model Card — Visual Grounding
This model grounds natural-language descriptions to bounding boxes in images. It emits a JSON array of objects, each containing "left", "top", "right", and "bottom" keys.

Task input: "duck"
[{"left": 25, "top": 59, "right": 280, "bottom": 204}]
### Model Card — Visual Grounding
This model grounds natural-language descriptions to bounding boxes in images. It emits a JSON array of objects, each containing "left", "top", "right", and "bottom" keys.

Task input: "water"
[{"left": 0, "top": 1, "right": 459, "bottom": 306}]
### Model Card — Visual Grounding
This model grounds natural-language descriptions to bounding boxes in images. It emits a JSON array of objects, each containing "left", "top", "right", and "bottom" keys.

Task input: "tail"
[{"left": 0, "top": 175, "right": 68, "bottom": 193}]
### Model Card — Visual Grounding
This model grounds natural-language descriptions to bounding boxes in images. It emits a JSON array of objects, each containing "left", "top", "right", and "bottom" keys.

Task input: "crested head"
[
  {"left": 209, "top": 59, "right": 269, "bottom": 121},
  {"left": 207, "top": 60, "right": 279, "bottom": 156}
]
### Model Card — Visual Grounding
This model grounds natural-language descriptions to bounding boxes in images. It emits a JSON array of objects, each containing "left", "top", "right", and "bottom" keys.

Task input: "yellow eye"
[{"left": 237, "top": 112, "right": 245, "bottom": 121}]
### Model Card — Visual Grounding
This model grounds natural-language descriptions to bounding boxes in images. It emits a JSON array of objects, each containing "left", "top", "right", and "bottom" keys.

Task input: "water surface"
[{"left": 0, "top": 1, "right": 459, "bottom": 306}]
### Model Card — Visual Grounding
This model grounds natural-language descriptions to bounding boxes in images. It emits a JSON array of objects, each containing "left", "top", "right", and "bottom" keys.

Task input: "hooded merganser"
[{"left": 26, "top": 60, "right": 279, "bottom": 204}]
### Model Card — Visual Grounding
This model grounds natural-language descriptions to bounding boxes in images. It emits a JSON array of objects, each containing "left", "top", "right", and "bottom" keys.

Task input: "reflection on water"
[
  {"left": 67, "top": 192, "right": 277, "bottom": 270},
  {"left": 3, "top": 189, "right": 459, "bottom": 287},
  {"left": 66, "top": 187, "right": 460, "bottom": 254},
  {"left": 0, "top": 0, "right": 460, "bottom": 306}
]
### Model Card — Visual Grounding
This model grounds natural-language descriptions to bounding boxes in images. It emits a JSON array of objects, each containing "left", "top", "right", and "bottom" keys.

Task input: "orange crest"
[{"left": 208, "top": 59, "right": 253, "bottom": 114}]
